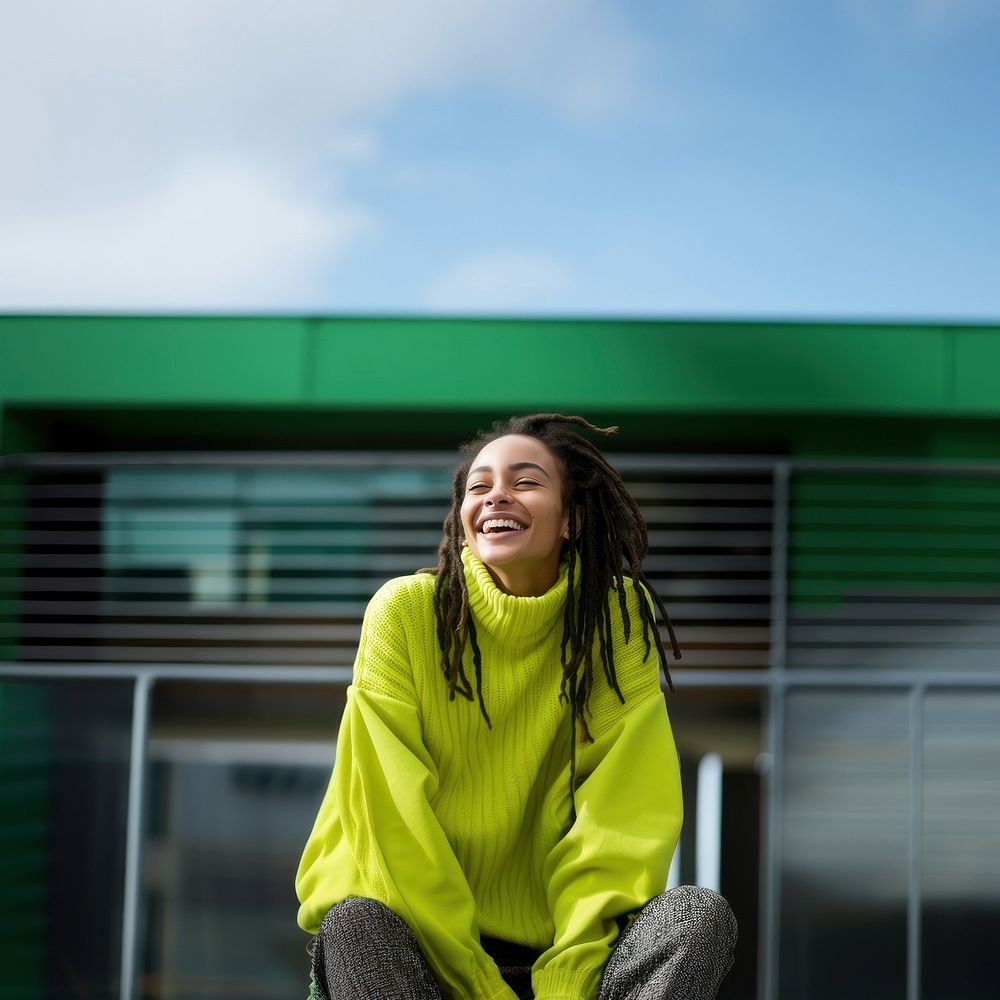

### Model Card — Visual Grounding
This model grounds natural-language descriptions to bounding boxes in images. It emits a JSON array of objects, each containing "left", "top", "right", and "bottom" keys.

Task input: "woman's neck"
[{"left": 482, "top": 560, "right": 561, "bottom": 597}]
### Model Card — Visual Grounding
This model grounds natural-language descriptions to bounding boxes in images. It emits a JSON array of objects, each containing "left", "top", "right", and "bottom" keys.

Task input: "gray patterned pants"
[{"left": 307, "top": 885, "right": 737, "bottom": 1000}]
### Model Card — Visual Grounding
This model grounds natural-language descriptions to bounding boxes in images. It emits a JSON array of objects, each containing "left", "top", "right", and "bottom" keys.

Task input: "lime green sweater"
[{"left": 295, "top": 546, "right": 682, "bottom": 1000}]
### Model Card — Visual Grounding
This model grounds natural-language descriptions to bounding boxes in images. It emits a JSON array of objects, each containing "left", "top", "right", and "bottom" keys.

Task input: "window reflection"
[
  {"left": 0, "top": 679, "right": 132, "bottom": 1000},
  {"left": 923, "top": 691, "right": 1000, "bottom": 1000},
  {"left": 139, "top": 682, "right": 342, "bottom": 1000},
  {"left": 780, "top": 690, "right": 909, "bottom": 1000}
]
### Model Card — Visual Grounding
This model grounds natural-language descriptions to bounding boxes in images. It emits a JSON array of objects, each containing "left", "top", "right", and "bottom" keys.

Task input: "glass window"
[
  {"left": 668, "top": 688, "right": 763, "bottom": 1000},
  {"left": 0, "top": 678, "right": 132, "bottom": 1000},
  {"left": 780, "top": 689, "right": 909, "bottom": 1000},
  {"left": 138, "top": 681, "right": 343, "bottom": 1000},
  {"left": 923, "top": 690, "right": 1000, "bottom": 1000}
]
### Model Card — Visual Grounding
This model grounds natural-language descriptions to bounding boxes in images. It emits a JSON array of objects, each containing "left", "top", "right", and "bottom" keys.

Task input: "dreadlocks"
[{"left": 425, "top": 413, "right": 681, "bottom": 758}]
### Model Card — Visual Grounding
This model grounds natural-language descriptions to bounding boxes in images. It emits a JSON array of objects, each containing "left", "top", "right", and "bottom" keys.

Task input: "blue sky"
[{"left": 2, "top": 0, "right": 998, "bottom": 319}]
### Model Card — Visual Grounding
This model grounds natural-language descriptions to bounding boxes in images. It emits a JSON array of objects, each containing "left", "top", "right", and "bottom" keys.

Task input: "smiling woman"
[{"left": 295, "top": 413, "right": 738, "bottom": 1000}]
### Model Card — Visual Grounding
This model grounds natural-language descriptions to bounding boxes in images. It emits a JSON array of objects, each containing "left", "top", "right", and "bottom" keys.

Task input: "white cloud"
[
  {"left": 0, "top": 157, "right": 369, "bottom": 309},
  {"left": 426, "top": 252, "right": 575, "bottom": 312},
  {"left": 322, "top": 131, "right": 380, "bottom": 166},
  {"left": 0, "top": 1, "right": 648, "bottom": 308},
  {"left": 0, "top": 1, "right": 647, "bottom": 201}
]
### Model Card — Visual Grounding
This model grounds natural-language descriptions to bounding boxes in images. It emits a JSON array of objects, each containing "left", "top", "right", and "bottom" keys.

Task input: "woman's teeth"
[{"left": 482, "top": 519, "right": 526, "bottom": 533}]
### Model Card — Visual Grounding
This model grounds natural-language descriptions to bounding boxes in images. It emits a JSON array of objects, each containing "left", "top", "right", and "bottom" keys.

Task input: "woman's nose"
[{"left": 484, "top": 486, "right": 511, "bottom": 506}]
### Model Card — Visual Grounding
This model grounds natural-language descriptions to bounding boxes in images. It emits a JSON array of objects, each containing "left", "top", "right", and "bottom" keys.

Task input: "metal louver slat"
[
  {"left": 12, "top": 645, "right": 362, "bottom": 665},
  {"left": 13, "top": 623, "right": 364, "bottom": 641}
]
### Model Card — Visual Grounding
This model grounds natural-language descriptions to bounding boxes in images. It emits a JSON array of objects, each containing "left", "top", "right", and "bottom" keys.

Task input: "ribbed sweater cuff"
[
  {"left": 532, "top": 966, "right": 603, "bottom": 1000},
  {"left": 475, "top": 963, "right": 520, "bottom": 1000}
]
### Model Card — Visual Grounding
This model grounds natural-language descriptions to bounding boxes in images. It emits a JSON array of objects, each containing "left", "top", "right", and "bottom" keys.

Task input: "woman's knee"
[
  {"left": 642, "top": 886, "right": 738, "bottom": 951},
  {"left": 311, "top": 897, "right": 442, "bottom": 1000},
  {"left": 318, "top": 897, "right": 409, "bottom": 941}
]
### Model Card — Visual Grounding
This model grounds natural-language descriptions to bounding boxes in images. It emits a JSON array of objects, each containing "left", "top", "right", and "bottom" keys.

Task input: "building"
[{"left": 2, "top": 315, "right": 999, "bottom": 1000}]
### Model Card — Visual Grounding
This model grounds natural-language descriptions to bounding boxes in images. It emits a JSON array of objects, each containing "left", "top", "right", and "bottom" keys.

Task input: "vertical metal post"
[
  {"left": 760, "top": 461, "right": 790, "bottom": 1000},
  {"left": 769, "top": 462, "right": 790, "bottom": 677},
  {"left": 760, "top": 686, "right": 785, "bottom": 1000},
  {"left": 696, "top": 752, "right": 724, "bottom": 892},
  {"left": 120, "top": 673, "right": 152, "bottom": 1000},
  {"left": 907, "top": 684, "right": 925, "bottom": 1000}
]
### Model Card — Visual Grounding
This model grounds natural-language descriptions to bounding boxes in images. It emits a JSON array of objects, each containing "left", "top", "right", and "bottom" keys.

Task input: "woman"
[{"left": 296, "top": 414, "right": 737, "bottom": 1000}]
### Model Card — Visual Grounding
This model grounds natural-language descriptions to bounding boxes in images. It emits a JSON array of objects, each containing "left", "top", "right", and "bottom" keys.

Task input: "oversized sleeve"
[
  {"left": 531, "top": 595, "right": 683, "bottom": 1000},
  {"left": 295, "top": 581, "right": 518, "bottom": 1000}
]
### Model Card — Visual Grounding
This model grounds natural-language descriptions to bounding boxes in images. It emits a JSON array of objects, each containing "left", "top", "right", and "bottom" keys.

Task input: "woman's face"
[{"left": 460, "top": 434, "right": 569, "bottom": 597}]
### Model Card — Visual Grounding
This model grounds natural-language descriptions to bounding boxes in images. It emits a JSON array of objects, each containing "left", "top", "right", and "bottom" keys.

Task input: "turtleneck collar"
[{"left": 461, "top": 544, "right": 570, "bottom": 641}]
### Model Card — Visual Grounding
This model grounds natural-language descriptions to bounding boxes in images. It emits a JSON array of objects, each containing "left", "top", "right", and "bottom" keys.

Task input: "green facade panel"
[
  {"left": 0, "top": 316, "right": 308, "bottom": 404},
  {"left": 954, "top": 329, "right": 1000, "bottom": 413},
  {"left": 1, "top": 315, "right": 999, "bottom": 417},
  {"left": 312, "top": 319, "right": 950, "bottom": 413}
]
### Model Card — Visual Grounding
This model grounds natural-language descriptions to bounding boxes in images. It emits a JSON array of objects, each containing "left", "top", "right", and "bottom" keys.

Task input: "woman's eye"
[
  {"left": 516, "top": 480, "right": 540, "bottom": 487},
  {"left": 467, "top": 483, "right": 489, "bottom": 492}
]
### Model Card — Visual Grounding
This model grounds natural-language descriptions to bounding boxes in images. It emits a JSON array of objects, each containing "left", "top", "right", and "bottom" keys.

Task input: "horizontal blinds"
[
  {"left": 787, "top": 472, "right": 1000, "bottom": 670},
  {"left": 628, "top": 473, "right": 772, "bottom": 668},
  {"left": 1, "top": 457, "right": 774, "bottom": 671}
]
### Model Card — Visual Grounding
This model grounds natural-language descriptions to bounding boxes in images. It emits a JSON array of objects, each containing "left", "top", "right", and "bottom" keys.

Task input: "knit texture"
[
  {"left": 296, "top": 546, "right": 683, "bottom": 1000},
  {"left": 306, "top": 888, "right": 737, "bottom": 1000}
]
